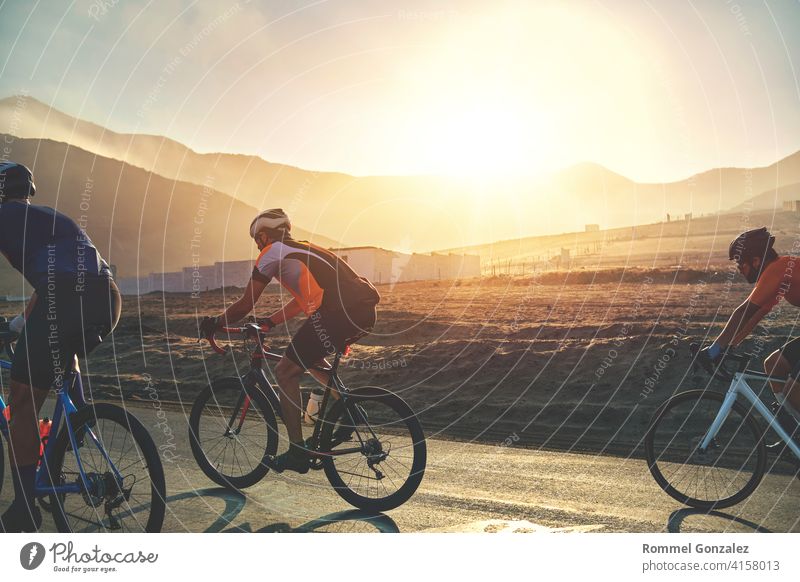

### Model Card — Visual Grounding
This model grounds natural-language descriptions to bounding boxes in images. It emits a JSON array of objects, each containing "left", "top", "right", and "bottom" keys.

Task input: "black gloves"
[{"left": 199, "top": 316, "right": 219, "bottom": 336}]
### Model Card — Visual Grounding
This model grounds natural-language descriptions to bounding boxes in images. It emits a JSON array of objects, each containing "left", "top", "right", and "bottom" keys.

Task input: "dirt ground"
[{"left": 1, "top": 267, "right": 796, "bottom": 458}]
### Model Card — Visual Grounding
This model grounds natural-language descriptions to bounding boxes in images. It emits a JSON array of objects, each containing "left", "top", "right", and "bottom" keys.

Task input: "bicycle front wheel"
[
  {"left": 320, "top": 387, "right": 426, "bottom": 512},
  {"left": 645, "top": 390, "right": 767, "bottom": 509},
  {"left": 48, "top": 403, "right": 166, "bottom": 532},
  {"left": 189, "top": 377, "right": 278, "bottom": 489}
]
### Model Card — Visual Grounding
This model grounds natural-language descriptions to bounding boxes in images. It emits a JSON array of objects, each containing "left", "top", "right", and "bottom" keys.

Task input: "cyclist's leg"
[
  {"left": 772, "top": 338, "right": 800, "bottom": 410},
  {"left": 3, "top": 299, "right": 54, "bottom": 530},
  {"left": 785, "top": 365, "right": 800, "bottom": 413},
  {"left": 307, "top": 365, "right": 332, "bottom": 390},
  {"left": 269, "top": 310, "right": 352, "bottom": 472},
  {"left": 292, "top": 301, "right": 377, "bottom": 391},
  {"left": 765, "top": 347, "right": 791, "bottom": 394},
  {"left": 275, "top": 356, "right": 305, "bottom": 444},
  {"left": 280, "top": 311, "right": 336, "bottom": 439}
]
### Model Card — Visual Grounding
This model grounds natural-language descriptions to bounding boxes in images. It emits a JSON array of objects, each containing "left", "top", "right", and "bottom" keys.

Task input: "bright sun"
[{"left": 424, "top": 104, "right": 535, "bottom": 178}]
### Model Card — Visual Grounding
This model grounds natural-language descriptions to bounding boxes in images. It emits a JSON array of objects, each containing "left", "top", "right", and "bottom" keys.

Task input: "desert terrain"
[{"left": 3, "top": 264, "right": 796, "bottom": 468}]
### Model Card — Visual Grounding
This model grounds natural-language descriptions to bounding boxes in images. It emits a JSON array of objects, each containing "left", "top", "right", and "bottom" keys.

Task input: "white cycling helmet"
[{"left": 249, "top": 208, "right": 291, "bottom": 239}]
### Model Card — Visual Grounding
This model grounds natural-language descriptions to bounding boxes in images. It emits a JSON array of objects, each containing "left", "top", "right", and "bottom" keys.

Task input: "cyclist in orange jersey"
[
  {"left": 701, "top": 227, "right": 800, "bottom": 442},
  {"left": 200, "top": 209, "right": 380, "bottom": 473}
]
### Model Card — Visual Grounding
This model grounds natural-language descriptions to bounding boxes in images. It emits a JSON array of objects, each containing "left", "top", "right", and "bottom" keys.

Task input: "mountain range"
[{"left": 1, "top": 94, "right": 799, "bottom": 285}]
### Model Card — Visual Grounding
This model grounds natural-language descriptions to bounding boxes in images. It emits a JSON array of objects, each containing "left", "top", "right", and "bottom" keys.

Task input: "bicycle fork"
[
  {"left": 700, "top": 390, "right": 737, "bottom": 451},
  {"left": 225, "top": 391, "right": 251, "bottom": 436}
]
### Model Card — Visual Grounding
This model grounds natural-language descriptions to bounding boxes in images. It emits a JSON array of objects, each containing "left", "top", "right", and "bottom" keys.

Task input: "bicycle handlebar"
[
  {"left": 203, "top": 323, "right": 271, "bottom": 355},
  {"left": 201, "top": 321, "right": 342, "bottom": 374},
  {"left": 689, "top": 342, "right": 751, "bottom": 383}
]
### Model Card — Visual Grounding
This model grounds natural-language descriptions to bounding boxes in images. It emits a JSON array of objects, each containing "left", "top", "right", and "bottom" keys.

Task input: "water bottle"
[
  {"left": 304, "top": 389, "right": 324, "bottom": 425},
  {"left": 38, "top": 417, "right": 52, "bottom": 460}
]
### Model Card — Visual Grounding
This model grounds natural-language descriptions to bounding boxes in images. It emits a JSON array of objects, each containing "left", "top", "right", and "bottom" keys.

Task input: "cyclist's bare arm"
[
  {"left": 219, "top": 276, "right": 268, "bottom": 324},
  {"left": 715, "top": 300, "right": 763, "bottom": 347},
  {"left": 267, "top": 297, "right": 304, "bottom": 326}
]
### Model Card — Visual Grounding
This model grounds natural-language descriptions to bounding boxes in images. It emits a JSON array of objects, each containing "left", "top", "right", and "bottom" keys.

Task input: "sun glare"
[
  {"left": 423, "top": 104, "right": 537, "bottom": 178},
  {"left": 389, "top": 3, "right": 654, "bottom": 180}
]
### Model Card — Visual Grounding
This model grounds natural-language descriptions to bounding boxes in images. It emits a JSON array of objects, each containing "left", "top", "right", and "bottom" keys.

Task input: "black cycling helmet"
[
  {"left": 0, "top": 162, "right": 36, "bottom": 201},
  {"left": 728, "top": 227, "right": 775, "bottom": 263}
]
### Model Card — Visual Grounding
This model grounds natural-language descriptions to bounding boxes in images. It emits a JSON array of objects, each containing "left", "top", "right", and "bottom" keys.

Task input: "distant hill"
[
  {"left": 0, "top": 135, "right": 340, "bottom": 295},
  {"left": 537, "top": 152, "right": 800, "bottom": 228},
  {"left": 2, "top": 95, "right": 799, "bottom": 251},
  {"left": 731, "top": 181, "right": 800, "bottom": 212},
  {"left": 0, "top": 96, "right": 465, "bottom": 250},
  {"left": 440, "top": 207, "right": 800, "bottom": 271}
]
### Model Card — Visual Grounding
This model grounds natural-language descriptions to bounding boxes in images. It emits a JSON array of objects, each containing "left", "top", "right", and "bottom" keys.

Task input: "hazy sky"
[{"left": 0, "top": 0, "right": 798, "bottom": 182}]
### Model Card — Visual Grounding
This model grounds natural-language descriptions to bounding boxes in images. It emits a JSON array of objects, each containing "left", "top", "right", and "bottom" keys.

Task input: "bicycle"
[
  {"left": 189, "top": 322, "right": 426, "bottom": 512},
  {"left": 0, "top": 323, "right": 166, "bottom": 532},
  {"left": 645, "top": 342, "right": 800, "bottom": 509}
]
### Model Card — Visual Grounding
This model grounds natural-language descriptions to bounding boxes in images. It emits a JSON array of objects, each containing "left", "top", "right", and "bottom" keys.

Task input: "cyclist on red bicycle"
[
  {"left": 200, "top": 209, "right": 380, "bottom": 473},
  {"left": 701, "top": 227, "right": 799, "bottom": 439}
]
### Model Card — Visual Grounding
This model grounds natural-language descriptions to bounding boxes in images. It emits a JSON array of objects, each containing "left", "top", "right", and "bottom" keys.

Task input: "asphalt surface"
[{"left": 1, "top": 400, "right": 798, "bottom": 533}]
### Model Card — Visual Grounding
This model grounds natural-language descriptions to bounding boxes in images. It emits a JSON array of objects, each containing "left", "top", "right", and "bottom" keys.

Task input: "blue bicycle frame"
[{"left": 0, "top": 357, "right": 124, "bottom": 498}]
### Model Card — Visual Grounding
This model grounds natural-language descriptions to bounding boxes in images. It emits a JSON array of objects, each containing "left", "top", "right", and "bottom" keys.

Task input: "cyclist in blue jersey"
[{"left": 0, "top": 163, "right": 121, "bottom": 532}]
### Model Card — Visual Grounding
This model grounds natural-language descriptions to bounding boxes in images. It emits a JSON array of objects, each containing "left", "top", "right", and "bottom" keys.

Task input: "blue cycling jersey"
[{"left": 0, "top": 201, "right": 111, "bottom": 291}]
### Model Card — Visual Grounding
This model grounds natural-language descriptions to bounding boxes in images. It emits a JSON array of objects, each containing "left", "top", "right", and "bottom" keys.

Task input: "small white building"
[
  {"left": 333, "top": 247, "right": 395, "bottom": 284},
  {"left": 335, "top": 247, "right": 480, "bottom": 284}
]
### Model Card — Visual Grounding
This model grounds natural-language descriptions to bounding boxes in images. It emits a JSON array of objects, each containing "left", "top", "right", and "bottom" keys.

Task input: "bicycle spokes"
[{"left": 52, "top": 406, "right": 165, "bottom": 533}]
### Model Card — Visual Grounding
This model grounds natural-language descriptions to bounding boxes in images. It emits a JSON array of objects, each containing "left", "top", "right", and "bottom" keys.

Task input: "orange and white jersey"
[
  {"left": 252, "top": 237, "right": 379, "bottom": 314},
  {"left": 747, "top": 255, "right": 800, "bottom": 311}
]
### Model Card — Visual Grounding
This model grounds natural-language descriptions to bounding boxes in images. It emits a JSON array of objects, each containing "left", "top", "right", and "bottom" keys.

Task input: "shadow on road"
[
  {"left": 667, "top": 508, "right": 772, "bottom": 533},
  {"left": 165, "top": 487, "right": 247, "bottom": 532},
  {"left": 223, "top": 509, "right": 400, "bottom": 533}
]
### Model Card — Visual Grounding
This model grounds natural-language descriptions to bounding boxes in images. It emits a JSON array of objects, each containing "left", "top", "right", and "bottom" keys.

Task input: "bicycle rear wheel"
[
  {"left": 189, "top": 377, "right": 278, "bottom": 489},
  {"left": 320, "top": 387, "right": 426, "bottom": 512},
  {"left": 48, "top": 403, "right": 166, "bottom": 532},
  {"left": 645, "top": 390, "right": 767, "bottom": 509}
]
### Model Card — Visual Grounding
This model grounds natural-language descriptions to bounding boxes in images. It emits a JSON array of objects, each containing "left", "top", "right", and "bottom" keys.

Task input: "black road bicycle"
[{"left": 189, "top": 323, "right": 426, "bottom": 512}]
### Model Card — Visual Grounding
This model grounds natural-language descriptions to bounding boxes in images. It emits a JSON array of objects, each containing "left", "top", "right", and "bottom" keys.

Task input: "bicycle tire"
[
  {"left": 48, "top": 403, "right": 166, "bottom": 532},
  {"left": 320, "top": 387, "right": 426, "bottom": 512},
  {"left": 0, "top": 433, "right": 4, "bottom": 498},
  {"left": 189, "top": 377, "right": 278, "bottom": 489},
  {"left": 645, "top": 390, "right": 767, "bottom": 509}
]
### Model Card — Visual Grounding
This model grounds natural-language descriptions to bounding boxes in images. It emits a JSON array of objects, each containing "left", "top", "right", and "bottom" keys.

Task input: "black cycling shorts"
[
  {"left": 285, "top": 302, "right": 377, "bottom": 369},
  {"left": 11, "top": 276, "right": 122, "bottom": 388}
]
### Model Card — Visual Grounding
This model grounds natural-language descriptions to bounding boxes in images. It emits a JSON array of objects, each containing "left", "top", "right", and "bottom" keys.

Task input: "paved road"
[{"left": 2, "top": 401, "right": 798, "bottom": 533}]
